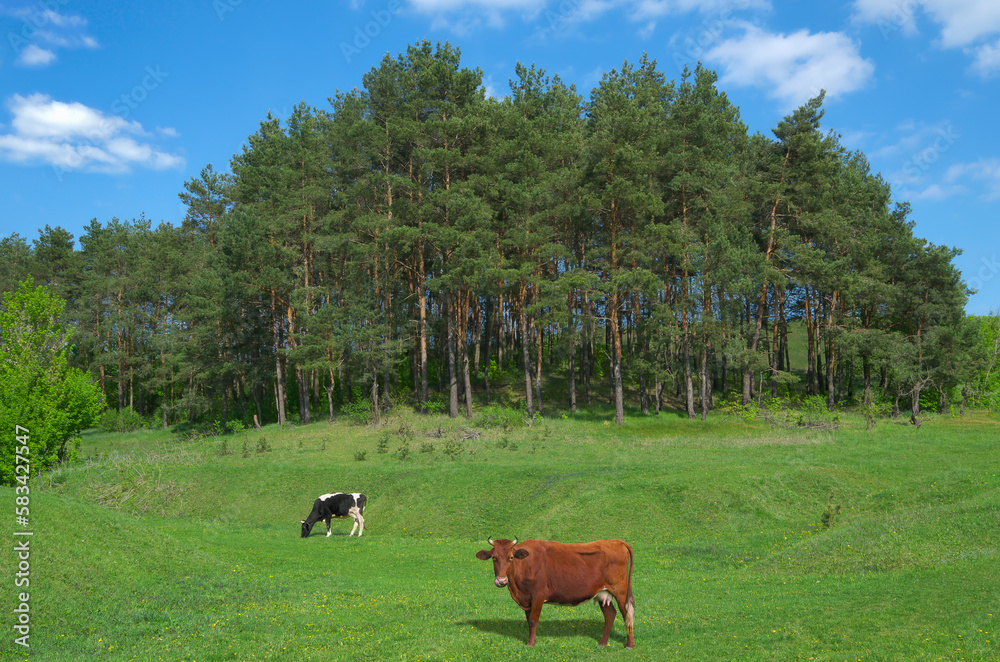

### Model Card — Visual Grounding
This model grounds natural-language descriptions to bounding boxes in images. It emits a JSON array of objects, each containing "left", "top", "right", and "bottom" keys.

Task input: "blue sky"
[{"left": 0, "top": 0, "right": 997, "bottom": 312}]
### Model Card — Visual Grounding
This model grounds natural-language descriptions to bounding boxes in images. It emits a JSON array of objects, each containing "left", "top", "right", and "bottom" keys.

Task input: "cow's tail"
[{"left": 623, "top": 541, "right": 635, "bottom": 627}]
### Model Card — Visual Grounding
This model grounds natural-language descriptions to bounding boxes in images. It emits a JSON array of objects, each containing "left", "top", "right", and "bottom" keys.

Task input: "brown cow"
[{"left": 475, "top": 537, "right": 635, "bottom": 648}]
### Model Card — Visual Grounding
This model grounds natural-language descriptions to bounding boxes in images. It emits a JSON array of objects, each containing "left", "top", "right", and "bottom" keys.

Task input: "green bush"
[
  {"left": 341, "top": 400, "right": 372, "bottom": 425},
  {"left": 476, "top": 403, "right": 524, "bottom": 429},
  {"left": 98, "top": 407, "right": 145, "bottom": 434}
]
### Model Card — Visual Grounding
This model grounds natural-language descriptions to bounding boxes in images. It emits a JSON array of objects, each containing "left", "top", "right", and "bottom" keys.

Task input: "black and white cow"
[{"left": 300, "top": 493, "right": 367, "bottom": 538}]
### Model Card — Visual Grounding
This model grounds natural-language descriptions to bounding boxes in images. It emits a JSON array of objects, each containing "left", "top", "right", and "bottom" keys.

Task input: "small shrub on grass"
[
  {"left": 377, "top": 433, "right": 390, "bottom": 454},
  {"left": 722, "top": 399, "right": 759, "bottom": 422},
  {"left": 796, "top": 395, "right": 840, "bottom": 429},
  {"left": 419, "top": 442, "right": 435, "bottom": 454},
  {"left": 495, "top": 435, "right": 518, "bottom": 451},
  {"left": 862, "top": 399, "right": 890, "bottom": 430},
  {"left": 821, "top": 495, "right": 842, "bottom": 528},
  {"left": 476, "top": 404, "right": 524, "bottom": 430},
  {"left": 99, "top": 407, "right": 145, "bottom": 434},
  {"left": 342, "top": 400, "right": 373, "bottom": 425},
  {"left": 241, "top": 440, "right": 251, "bottom": 458},
  {"left": 354, "top": 450, "right": 367, "bottom": 462},
  {"left": 394, "top": 440, "right": 411, "bottom": 460},
  {"left": 216, "top": 440, "right": 232, "bottom": 457},
  {"left": 425, "top": 394, "right": 447, "bottom": 415},
  {"left": 443, "top": 438, "right": 464, "bottom": 460}
]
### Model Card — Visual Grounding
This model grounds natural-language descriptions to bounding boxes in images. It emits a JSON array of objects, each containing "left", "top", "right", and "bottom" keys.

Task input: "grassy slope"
[{"left": 2, "top": 409, "right": 999, "bottom": 661}]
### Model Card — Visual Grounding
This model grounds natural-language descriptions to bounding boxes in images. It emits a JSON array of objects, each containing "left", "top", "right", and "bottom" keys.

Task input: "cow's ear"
[
  {"left": 475, "top": 550, "right": 493, "bottom": 560},
  {"left": 513, "top": 549, "right": 530, "bottom": 559}
]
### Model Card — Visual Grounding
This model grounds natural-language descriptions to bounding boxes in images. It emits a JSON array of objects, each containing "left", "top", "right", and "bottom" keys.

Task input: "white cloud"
[
  {"left": 409, "top": 0, "right": 766, "bottom": 37},
  {"left": 852, "top": 0, "right": 1000, "bottom": 75},
  {"left": 629, "top": 0, "right": 769, "bottom": 21},
  {"left": 945, "top": 158, "right": 1000, "bottom": 199},
  {"left": 38, "top": 9, "right": 88, "bottom": 29},
  {"left": 18, "top": 44, "right": 57, "bottom": 67},
  {"left": 912, "top": 182, "right": 967, "bottom": 200},
  {"left": 704, "top": 24, "right": 874, "bottom": 109},
  {"left": 0, "top": 94, "right": 184, "bottom": 174},
  {"left": 969, "top": 39, "right": 1000, "bottom": 78},
  {"left": 837, "top": 128, "right": 875, "bottom": 150},
  {"left": 7, "top": 8, "right": 99, "bottom": 65},
  {"left": 409, "top": 0, "right": 537, "bottom": 11},
  {"left": 879, "top": 120, "right": 961, "bottom": 196},
  {"left": 873, "top": 120, "right": 959, "bottom": 161}
]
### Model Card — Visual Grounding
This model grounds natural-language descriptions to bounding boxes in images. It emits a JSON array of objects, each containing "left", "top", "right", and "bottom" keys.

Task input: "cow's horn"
[
  {"left": 512, "top": 537, "right": 518, "bottom": 546},
  {"left": 488, "top": 537, "right": 495, "bottom": 545}
]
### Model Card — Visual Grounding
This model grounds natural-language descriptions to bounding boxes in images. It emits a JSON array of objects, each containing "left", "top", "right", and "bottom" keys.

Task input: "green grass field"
[{"left": 2, "top": 406, "right": 999, "bottom": 661}]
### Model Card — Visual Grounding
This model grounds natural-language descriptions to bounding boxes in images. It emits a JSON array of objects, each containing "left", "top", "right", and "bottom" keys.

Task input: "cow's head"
[
  {"left": 475, "top": 538, "right": 529, "bottom": 587},
  {"left": 300, "top": 519, "right": 312, "bottom": 538}
]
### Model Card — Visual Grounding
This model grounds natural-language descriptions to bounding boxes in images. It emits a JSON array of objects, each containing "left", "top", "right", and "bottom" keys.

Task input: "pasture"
[{"left": 2, "top": 407, "right": 999, "bottom": 661}]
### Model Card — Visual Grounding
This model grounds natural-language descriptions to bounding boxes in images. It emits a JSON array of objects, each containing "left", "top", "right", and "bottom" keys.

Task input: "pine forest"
[{"left": 3, "top": 41, "right": 996, "bottom": 433}]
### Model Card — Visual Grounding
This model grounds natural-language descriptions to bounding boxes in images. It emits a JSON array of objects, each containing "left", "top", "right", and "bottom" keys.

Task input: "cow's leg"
[
  {"left": 348, "top": 506, "right": 363, "bottom": 537},
  {"left": 598, "top": 601, "right": 617, "bottom": 646},
  {"left": 524, "top": 601, "right": 543, "bottom": 646},
  {"left": 325, "top": 517, "right": 332, "bottom": 537}
]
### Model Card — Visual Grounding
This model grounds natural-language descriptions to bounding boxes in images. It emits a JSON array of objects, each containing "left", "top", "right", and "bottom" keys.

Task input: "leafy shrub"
[
  {"left": 796, "top": 395, "right": 840, "bottom": 428},
  {"left": 821, "top": 496, "right": 842, "bottom": 528},
  {"left": 342, "top": 400, "right": 372, "bottom": 425},
  {"left": 98, "top": 407, "right": 145, "bottom": 434},
  {"left": 443, "top": 438, "right": 464, "bottom": 460},
  {"left": 394, "top": 440, "right": 411, "bottom": 461},
  {"left": 425, "top": 394, "right": 447, "bottom": 415},
  {"left": 354, "top": 450, "right": 367, "bottom": 462},
  {"left": 862, "top": 399, "right": 890, "bottom": 430},
  {"left": 476, "top": 404, "right": 524, "bottom": 430},
  {"left": 721, "top": 399, "right": 758, "bottom": 422}
]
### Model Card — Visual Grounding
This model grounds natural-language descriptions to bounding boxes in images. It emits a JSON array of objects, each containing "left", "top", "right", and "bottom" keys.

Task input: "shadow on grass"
[
  {"left": 301, "top": 529, "right": 366, "bottom": 539},
  {"left": 562, "top": 404, "right": 689, "bottom": 423},
  {"left": 459, "top": 619, "right": 627, "bottom": 647}
]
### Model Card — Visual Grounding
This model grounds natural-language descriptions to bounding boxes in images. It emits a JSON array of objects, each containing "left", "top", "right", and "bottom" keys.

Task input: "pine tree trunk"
[
  {"left": 519, "top": 282, "right": 534, "bottom": 419},
  {"left": 568, "top": 341, "right": 577, "bottom": 413},
  {"left": 326, "top": 369, "right": 335, "bottom": 423},
  {"left": 805, "top": 285, "right": 817, "bottom": 396},
  {"left": 472, "top": 297, "right": 482, "bottom": 379},
  {"left": 446, "top": 293, "right": 458, "bottom": 418},
  {"left": 418, "top": 264, "right": 429, "bottom": 414},
  {"left": 683, "top": 320, "right": 695, "bottom": 419},
  {"left": 297, "top": 366, "right": 311, "bottom": 425},
  {"left": 273, "top": 294, "right": 287, "bottom": 426},
  {"left": 535, "top": 322, "right": 543, "bottom": 414},
  {"left": 610, "top": 291, "right": 624, "bottom": 425},
  {"left": 462, "top": 290, "right": 474, "bottom": 418},
  {"left": 484, "top": 296, "right": 492, "bottom": 404},
  {"left": 700, "top": 345, "right": 710, "bottom": 420}
]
